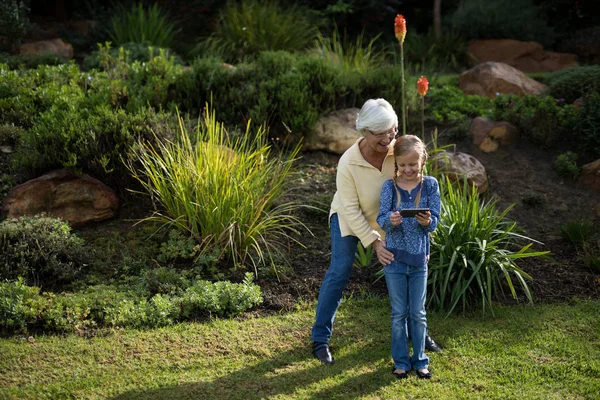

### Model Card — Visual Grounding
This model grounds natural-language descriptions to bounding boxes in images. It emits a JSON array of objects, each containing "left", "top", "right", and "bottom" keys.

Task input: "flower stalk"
[
  {"left": 417, "top": 75, "right": 429, "bottom": 140},
  {"left": 394, "top": 14, "right": 407, "bottom": 136}
]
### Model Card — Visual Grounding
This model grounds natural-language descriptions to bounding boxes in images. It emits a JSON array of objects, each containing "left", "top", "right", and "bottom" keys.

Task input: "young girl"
[{"left": 376, "top": 134, "right": 441, "bottom": 379}]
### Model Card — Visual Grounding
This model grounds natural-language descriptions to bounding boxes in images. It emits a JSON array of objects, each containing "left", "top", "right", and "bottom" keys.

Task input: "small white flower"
[{"left": 242, "top": 27, "right": 247, "bottom": 31}]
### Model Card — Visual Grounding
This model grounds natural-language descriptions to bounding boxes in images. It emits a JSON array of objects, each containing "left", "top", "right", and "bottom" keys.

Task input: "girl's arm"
[
  {"left": 423, "top": 177, "right": 441, "bottom": 233},
  {"left": 377, "top": 180, "right": 398, "bottom": 232}
]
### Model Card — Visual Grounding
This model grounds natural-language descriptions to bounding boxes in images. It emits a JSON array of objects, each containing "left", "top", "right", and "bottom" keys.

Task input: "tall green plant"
[
  {"left": 315, "top": 26, "right": 385, "bottom": 72},
  {"left": 428, "top": 178, "right": 550, "bottom": 316},
  {"left": 129, "top": 108, "right": 306, "bottom": 274},
  {"left": 109, "top": 3, "right": 179, "bottom": 48},
  {"left": 194, "top": 0, "right": 317, "bottom": 62}
]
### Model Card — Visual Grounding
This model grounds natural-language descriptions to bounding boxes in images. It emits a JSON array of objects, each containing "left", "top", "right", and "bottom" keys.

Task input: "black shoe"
[
  {"left": 416, "top": 369, "right": 433, "bottom": 379},
  {"left": 425, "top": 335, "right": 442, "bottom": 353},
  {"left": 312, "top": 342, "right": 334, "bottom": 365},
  {"left": 392, "top": 368, "right": 408, "bottom": 379}
]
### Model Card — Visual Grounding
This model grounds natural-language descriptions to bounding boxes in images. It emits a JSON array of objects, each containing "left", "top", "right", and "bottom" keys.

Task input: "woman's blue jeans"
[
  {"left": 384, "top": 261, "right": 429, "bottom": 371},
  {"left": 311, "top": 213, "right": 358, "bottom": 344}
]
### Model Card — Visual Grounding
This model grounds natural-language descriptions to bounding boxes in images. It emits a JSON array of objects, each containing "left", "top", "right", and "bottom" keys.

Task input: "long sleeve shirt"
[
  {"left": 376, "top": 176, "right": 441, "bottom": 266},
  {"left": 329, "top": 138, "right": 396, "bottom": 248}
]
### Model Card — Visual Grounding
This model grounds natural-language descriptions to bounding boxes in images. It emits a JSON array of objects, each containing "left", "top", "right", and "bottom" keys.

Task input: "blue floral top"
[{"left": 376, "top": 176, "right": 441, "bottom": 266}]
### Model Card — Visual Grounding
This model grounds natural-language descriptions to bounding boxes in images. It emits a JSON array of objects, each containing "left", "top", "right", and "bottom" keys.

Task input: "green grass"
[{"left": 1, "top": 298, "right": 599, "bottom": 399}]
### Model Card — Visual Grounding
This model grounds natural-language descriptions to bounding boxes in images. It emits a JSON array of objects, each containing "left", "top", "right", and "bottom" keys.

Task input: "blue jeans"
[
  {"left": 311, "top": 213, "right": 359, "bottom": 344},
  {"left": 384, "top": 261, "right": 429, "bottom": 371}
]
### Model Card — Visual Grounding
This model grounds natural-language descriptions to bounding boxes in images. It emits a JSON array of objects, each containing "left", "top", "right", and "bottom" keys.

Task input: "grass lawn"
[{"left": 1, "top": 298, "right": 599, "bottom": 399}]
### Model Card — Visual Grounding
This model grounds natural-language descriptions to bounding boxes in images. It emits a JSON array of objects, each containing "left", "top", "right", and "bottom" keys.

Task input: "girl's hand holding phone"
[
  {"left": 415, "top": 210, "right": 431, "bottom": 226},
  {"left": 390, "top": 211, "right": 402, "bottom": 226}
]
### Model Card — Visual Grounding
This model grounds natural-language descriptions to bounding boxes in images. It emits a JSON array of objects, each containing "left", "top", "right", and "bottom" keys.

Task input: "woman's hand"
[
  {"left": 390, "top": 211, "right": 402, "bottom": 226},
  {"left": 416, "top": 210, "right": 431, "bottom": 227},
  {"left": 372, "top": 239, "right": 394, "bottom": 265}
]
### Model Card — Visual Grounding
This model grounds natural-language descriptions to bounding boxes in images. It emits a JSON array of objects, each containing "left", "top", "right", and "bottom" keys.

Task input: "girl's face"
[{"left": 395, "top": 150, "right": 422, "bottom": 181}]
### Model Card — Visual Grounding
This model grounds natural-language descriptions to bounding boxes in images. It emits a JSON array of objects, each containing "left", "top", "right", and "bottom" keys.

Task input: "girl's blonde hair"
[{"left": 393, "top": 135, "right": 428, "bottom": 209}]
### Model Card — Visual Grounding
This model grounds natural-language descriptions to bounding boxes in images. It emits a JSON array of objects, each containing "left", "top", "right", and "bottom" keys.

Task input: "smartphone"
[{"left": 399, "top": 208, "right": 430, "bottom": 218}]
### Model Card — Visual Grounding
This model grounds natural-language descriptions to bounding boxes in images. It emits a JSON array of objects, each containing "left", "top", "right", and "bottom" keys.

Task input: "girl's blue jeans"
[
  {"left": 384, "top": 261, "right": 429, "bottom": 371},
  {"left": 311, "top": 213, "right": 358, "bottom": 344}
]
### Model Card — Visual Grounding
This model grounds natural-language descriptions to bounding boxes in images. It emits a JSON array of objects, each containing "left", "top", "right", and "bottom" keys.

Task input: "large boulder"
[
  {"left": 579, "top": 158, "right": 600, "bottom": 192},
  {"left": 1, "top": 169, "right": 119, "bottom": 227},
  {"left": 470, "top": 117, "right": 518, "bottom": 153},
  {"left": 468, "top": 39, "right": 578, "bottom": 73},
  {"left": 459, "top": 62, "right": 547, "bottom": 98},
  {"left": 19, "top": 38, "right": 74, "bottom": 59},
  {"left": 432, "top": 151, "right": 488, "bottom": 194},
  {"left": 305, "top": 108, "right": 361, "bottom": 155}
]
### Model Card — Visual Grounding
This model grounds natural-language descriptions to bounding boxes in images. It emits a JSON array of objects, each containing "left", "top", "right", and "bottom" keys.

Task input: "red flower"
[
  {"left": 417, "top": 75, "right": 429, "bottom": 97},
  {"left": 394, "top": 14, "right": 406, "bottom": 44}
]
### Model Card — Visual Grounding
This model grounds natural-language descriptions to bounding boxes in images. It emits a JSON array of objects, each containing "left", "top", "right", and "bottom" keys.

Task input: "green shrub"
[
  {"left": 401, "top": 28, "right": 469, "bottom": 73},
  {"left": 109, "top": 2, "right": 179, "bottom": 48},
  {"left": 428, "top": 178, "right": 550, "bottom": 316},
  {"left": 521, "top": 190, "right": 547, "bottom": 208},
  {"left": 492, "top": 94, "right": 577, "bottom": 147},
  {"left": 449, "top": 0, "right": 556, "bottom": 47},
  {"left": 194, "top": 0, "right": 317, "bottom": 62},
  {"left": 129, "top": 108, "right": 306, "bottom": 274},
  {"left": 0, "top": 278, "right": 45, "bottom": 332},
  {"left": 157, "top": 229, "right": 198, "bottom": 264},
  {"left": 582, "top": 241, "right": 600, "bottom": 273},
  {"left": 573, "top": 91, "right": 600, "bottom": 161},
  {"left": 0, "top": 123, "right": 23, "bottom": 146},
  {"left": 545, "top": 65, "right": 600, "bottom": 103},
  {"left": 554, "top": 152, "right": 580, "bottom": 179},
  {"left": 0, "top": 216, "right": 89, "bottom": 290},
  {"left": 83, "top": 42, "right": 184, "bottom": 71},
  {"left": 560, "top": 219, "right": 596, "bottom": 249},
  {"left": 0, "top": 0, "right": 31, "bottom": 51},
  {"left": 427, "top": 85, "right": 494, "bottom": 126},
  {"left": 180, "top": 273, "right": 262, "bottom": 318},
  {"left": 0, "top": 52, "right": 67, "bottom": 69},
  {"left": 137, "top": 267, "right": 189, "bottom": 296}
]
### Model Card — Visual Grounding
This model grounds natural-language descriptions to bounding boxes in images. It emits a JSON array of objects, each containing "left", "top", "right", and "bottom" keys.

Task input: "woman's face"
[
  {"left": 395, "top": 150, "right": 422, "bottom": 181},
  {"left": 364, "top": 126, "right": 396, "bottom": 154}
]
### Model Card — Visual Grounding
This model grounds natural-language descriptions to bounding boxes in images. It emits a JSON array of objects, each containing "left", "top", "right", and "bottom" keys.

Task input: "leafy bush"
[
  {"left": 428, "top": 178, "right": 550, "bottom": 316},
  {"left": 83, "top": 42, "right": 184, "bottom": 71},
  {"left": 491, "top": 94, "right": 577, "bottom": 147},
  {"left": 0, "top": 278, "right": 45, "bottom": 332},
  {"left": 194, "top": 0, "right": 317, "bottom": 62},
  {"left": 521, "top": 190, "right": 547, "bottom": 208},
  {"left": 14, "top": 106, "right": 175, "bottom": 190},
  {"left": 0, "top": 274, "right": 263, "bottom": 333},
  {"left": 157, "top": 229, "right": 198, "bottom": 264},
  {"left": 0, "top": 52, "right": 67, "bottom": 69},
  {"left": 448, "top": 0, "right": 556, "bottom": 47},
  {"left": 0, "top": 0, "right": 31, "bottom": 51},
  {"left": 109, "top": 2, "right": 179, "bottom": 48},
  {"left": 129, "top": 108, "right": 306, "bottom": 274},
  {"left": 554, "top": 152, "right": 580, "bottom": 179},
  {"left": 573, "top": 91, "right": 600, "bottom": 161},
  {"left": 0, "top": 216, "right": 89, "bottom": 290},
  {"left": 401, "top": 28, "right": 469, "bottom": 73},
  {"left": 0, "top": 123, "right": 23, "bottom": 146},
  {"left": 137, "top": 267, "right": 189, "bottom": 296},
  {"left": 545, "top": 65, "right": 600, "bottom": 103},
  {"left": 427, "top": 85, "right": 494, "bottom": 126}
]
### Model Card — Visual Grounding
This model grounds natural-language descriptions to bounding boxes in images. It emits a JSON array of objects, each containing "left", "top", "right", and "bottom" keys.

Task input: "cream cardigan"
[{"left": 329, "top": 138, "right": 396, "bottom": 248}]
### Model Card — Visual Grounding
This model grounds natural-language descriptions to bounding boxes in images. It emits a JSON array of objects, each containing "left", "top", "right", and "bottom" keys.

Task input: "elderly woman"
[{"left": 311, "top": 98, "right": 441, "bottom": 365}]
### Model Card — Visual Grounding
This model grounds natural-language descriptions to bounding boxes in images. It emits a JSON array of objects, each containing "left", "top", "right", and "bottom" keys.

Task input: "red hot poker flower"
[
  {"left": 417, "top": 75, "right": 429, "bottom": 97},
  {"left": 394, "top": 14, "right": 406, "bottom": 44}
]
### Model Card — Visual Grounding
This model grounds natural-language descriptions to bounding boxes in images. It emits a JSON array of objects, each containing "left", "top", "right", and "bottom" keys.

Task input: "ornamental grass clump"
[
  {"left": 428, "top": 178, "right": 550, "bottom": 316},
  {"left": 130, "top": 108, "right": 305, "bottom": 275}
]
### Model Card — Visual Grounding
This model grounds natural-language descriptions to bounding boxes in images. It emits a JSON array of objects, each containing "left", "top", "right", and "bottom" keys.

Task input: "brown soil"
[{"left": 259, "top": 133, "right": 600, "bottom": 312}]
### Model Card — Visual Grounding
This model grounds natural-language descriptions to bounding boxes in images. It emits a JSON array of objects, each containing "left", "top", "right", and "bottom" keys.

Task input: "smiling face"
[
  {"left": 395, "top": 150, "right": 423, "bottom": 182},
  {"left": 364, "top": 126, "right": 397, "bottom": 154}
]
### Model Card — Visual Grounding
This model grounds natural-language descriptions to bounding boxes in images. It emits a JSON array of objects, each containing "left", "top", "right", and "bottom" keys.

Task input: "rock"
[
  {"left": 1, "top": 169, "right": 119, "bottom": 227},
  {"left": 579, "top": 159, "right": 600, "bottom": 192},
  {"left": 468, "top": 39, "right": 578, "bottom": 73},
  {"left": 432, "top": 151, "right": 488, "bottom": 194},
  {"left": 459, "top": 62, "right": 547, "bottom": 98},
  {"left": 19, "top": 38, "right": 74, "bottom": 59},
  {"left": 470, "top": 117, "right": 518, "bottom": 153},
  {"left": 304, "top": 108, "right": 361, "bottom": 155},
  {"left": 0, "top": 145, "right": 13, "bottom": 154}
]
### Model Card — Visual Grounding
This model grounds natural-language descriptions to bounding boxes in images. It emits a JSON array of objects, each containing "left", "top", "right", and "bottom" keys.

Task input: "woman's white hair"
[{"left": 355, "top": 98, "right": 398, "bottom": 135}]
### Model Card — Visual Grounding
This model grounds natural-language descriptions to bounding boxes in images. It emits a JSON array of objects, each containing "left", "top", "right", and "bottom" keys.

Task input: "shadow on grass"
[{"left": 111, "top": 339, "right": 396, "bottom": 399}]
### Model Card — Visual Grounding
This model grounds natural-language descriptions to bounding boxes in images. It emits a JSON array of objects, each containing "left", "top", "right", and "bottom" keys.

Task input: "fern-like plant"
[
  {"left": 109, "top": 3, "right": 179, "bottom": 48},
  {"left": 428, "top": 178, "right": 550, "bottom": 316}
]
